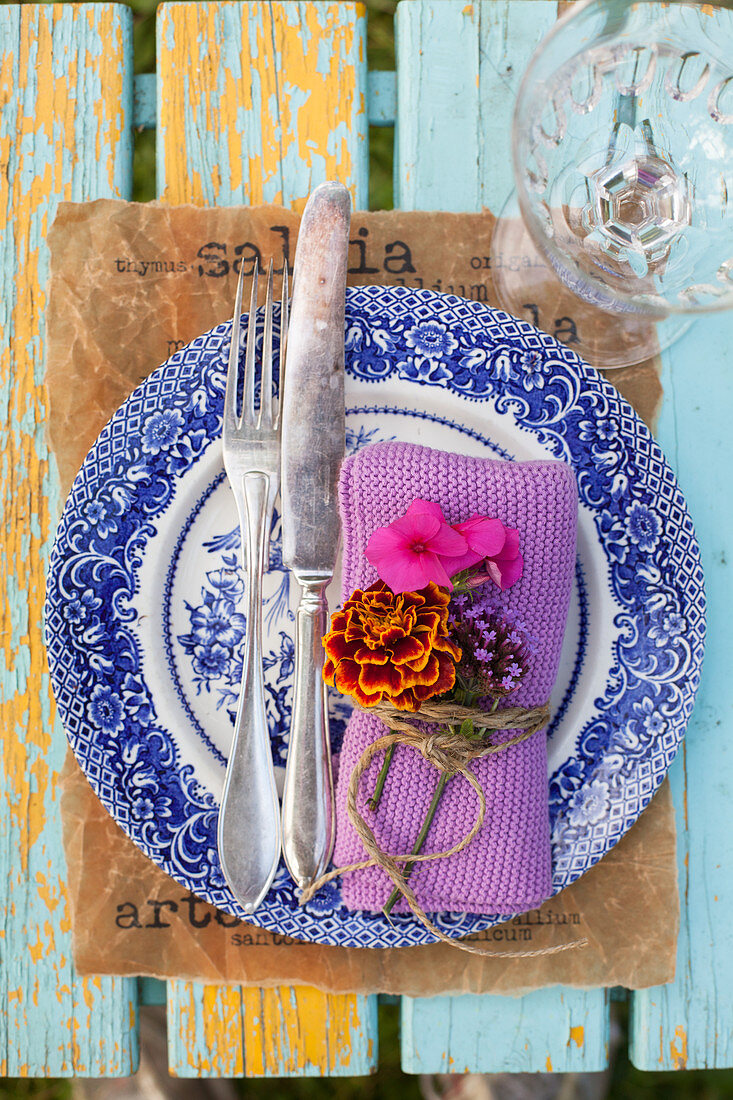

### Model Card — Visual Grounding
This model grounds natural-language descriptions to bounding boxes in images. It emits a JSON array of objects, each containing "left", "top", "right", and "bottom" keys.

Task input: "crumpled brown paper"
[{"left": 48, "top": 199, "right": 676, "bottom": 993}]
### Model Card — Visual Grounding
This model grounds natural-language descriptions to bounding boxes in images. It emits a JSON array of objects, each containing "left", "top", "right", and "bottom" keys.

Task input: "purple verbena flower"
[{"left": 448, "top": 588, "right": 535, "bottom": 698}]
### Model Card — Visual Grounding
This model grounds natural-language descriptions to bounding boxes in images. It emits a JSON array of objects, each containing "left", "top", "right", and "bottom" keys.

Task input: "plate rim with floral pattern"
[{"left": 44, "top": 285, "right": 705, "bottom": 948}]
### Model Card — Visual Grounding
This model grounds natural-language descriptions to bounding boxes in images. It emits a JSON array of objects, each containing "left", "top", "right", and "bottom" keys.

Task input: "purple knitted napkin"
[{"left": 331, "top": 441, "right": 577, "bottom": 915}]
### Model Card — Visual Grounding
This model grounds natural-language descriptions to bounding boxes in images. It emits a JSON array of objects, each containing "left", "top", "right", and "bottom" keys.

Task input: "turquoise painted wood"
[
  {"left": 134, "top": 73, "right": 157, "bottom": 130},
  {"left": 395, "top": 0, "right": 611, "bottom": 1072},
  {"left": 402, "top": 989, "right": 610, "bottom": 1074},
  {"left": 0, "top": 3, "right": 139, "bottom": 1076},
  {"left": 395, "top": 0, "right": 557, "bottom": 213},
  {"left": 139, "top": 977, "right": 168, "bottom": 1006},
  {"left": 368, "top": 70, "right": 397, "bottom": 127},
  {"left": 629, "top": 316, "right": 733, "bottom": 1070},
  {"left": 474, "top": 1, "right": 559, "bottom": 214},
  {"left": 396, "top": 0, "right": 481, "bottom": 211}
]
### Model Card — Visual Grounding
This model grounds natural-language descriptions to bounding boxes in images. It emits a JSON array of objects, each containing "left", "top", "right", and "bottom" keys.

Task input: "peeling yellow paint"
[
  {"left": 670, "top": 1025, "right": 688, "bottom": 1070},
  {"left": 159, "top": 2, "right": 361, "bottom": 206},
  {"left": 28, "top": 933, "right": 45, "bottom": 964},
  {"left": 3, "top": 8, "right": 58, "bottom": 872},
  {"left": 569, "top": 1025, "right": 585, "bottom": 1049},
  {"left": 2, "top": 0, "right": 123, "bottom": 907},
  {"left": 168, "top": 981, "right": 245, "bottom": 1076},
  {"left": 239, "top": 985, "right": 367, "bottom": 1075},
  {"left": 203, "top": 984, "right": 245, "bottom": 1075},
  {"left": 0, "top": 5, "right": 141, "bottom": 1073},
  {"left": 546, "top": 1054, "right": 553, "bottom": 1071},
  {"left": 35, "top": 871, "right": 61, "bottom": 913},
  {"left": 0, "top": 0, "right": 142, "bottom": 1060}
]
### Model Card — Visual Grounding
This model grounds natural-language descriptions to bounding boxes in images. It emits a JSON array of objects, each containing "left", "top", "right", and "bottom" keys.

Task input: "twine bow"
[{"left": 300, "top": 700, "right": 588, "bottom": 958}]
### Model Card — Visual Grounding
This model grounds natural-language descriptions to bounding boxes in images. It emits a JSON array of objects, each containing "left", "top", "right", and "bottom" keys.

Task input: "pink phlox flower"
[
  {"left": 443, "top": 515, "right": 507, "bottom": 575},
  {"left": 463, "top": 524, "right": 524, "bottom": 592},
  {"left": 365, "top": 499, "right": 468, "bottom": 593},
  {"left": 404, "top": 499, "right": 445, "bottom": 521},
  {"left": 485, "top": 526, "right": 523, "bottom": 590}
]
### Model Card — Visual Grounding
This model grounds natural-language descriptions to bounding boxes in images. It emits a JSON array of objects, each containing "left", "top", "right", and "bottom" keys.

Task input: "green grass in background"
[
  {"left": 130, "top": 0, "right": 157, "bottom": 201},
  {"left": 0, "top": 1084, "right": 71, "bottom": 1100},
  {"left": 366, "top": 0, "right": 398, "bottom": 210}
]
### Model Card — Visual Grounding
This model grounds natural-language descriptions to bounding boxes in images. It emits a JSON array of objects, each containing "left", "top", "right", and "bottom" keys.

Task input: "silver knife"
[{"left": 280, "top": 181, "right": 351, "bottom": 890}]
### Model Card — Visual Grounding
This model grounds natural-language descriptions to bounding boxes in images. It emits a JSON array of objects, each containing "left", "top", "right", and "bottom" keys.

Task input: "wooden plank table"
[{"left": 0, "top": 0, "right": 730, "bottom": 1078}]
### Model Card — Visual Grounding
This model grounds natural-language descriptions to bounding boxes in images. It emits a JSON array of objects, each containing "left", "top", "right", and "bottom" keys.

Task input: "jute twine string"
[{"left": 300, "top": 700, "right": 588, "bottom": 958}]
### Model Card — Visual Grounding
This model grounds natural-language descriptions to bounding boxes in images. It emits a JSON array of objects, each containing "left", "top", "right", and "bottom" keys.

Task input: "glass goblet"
[{"left": 494, "top": 0, "right": 733, "bottom": 369}]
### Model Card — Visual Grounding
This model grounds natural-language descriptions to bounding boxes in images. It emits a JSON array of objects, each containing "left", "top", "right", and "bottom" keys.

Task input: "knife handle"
[{"left": 281, "top": 576, "right": 335, "bottom": 890}]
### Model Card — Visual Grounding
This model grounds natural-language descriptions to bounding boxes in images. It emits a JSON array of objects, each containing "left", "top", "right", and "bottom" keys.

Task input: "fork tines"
[{"left": 226, "top": 259, "right": 289, "bottom": 432}]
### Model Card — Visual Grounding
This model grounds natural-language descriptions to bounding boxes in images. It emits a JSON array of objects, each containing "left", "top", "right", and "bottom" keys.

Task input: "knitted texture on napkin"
[{"left": 332, "top": 441, "right": 578, "bottom": 915}]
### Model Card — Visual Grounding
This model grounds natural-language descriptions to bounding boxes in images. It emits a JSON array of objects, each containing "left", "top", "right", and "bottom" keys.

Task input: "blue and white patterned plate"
[{"left": 45, "top": 286, "right": 705, "bottom": 948}]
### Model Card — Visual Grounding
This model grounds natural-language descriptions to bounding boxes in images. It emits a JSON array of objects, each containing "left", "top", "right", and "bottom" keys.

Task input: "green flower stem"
[
  {"left": 367, "top": 741, "right": 396, "bottom": 811},
  {"left": 383, "top": 769, "right": 451, "bottom": 917}
]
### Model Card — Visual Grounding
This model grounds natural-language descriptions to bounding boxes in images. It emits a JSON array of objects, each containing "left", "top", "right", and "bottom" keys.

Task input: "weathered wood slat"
[
  {"left": 157, "top": 1, "right": 369, "bottom": 209},
  {"left": 630, "top": 321, "right": 733, "bottom": 1069},
  {"left": 167, "top": 981, "right": 378, "bottom": 1077},
  {"left": 395, "top": 0, "right": 556, "bottom": 212},
  {"left": 368, "top": 71, "right": 397, "bottom": 127},
  {"left": 157, "top": 2, "right": 377, "bottom": 1076},
  {"left": 394, "top": 0, "right": 611, "bottom": 1073},
  {"left": 475, "top": 0, "right": 559, "bottom": 214},
  {"left": 402, "top": 989, "right": 610, "bottom": 1074},
  {"left": 167, "top": 983, "right": 245, "bottom": 1077},
  {"left": 395, "top": 0, "right": 481, "bottom": 211},
  {"left": 134, "top": 73, "right": 157, "bottom": 130},
  {"left": 0, "top": 3, "right": 138, "bottom": 1076}
]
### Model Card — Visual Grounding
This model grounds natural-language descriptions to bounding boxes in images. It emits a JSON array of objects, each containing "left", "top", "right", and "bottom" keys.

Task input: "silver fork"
[{"left": 217, "top": 259, "right": 288, "bottom": 914}]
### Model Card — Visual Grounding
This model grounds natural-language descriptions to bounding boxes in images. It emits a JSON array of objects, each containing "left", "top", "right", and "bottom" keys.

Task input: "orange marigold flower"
[{"left": 322, "top": 581, "right": 461, "bottom": 712}]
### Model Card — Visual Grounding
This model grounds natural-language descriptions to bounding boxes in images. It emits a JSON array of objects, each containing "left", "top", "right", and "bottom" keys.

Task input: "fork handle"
[
  {"left": 218, "top": 472, "right": 281, "bottom": 914},
  {"left": 281, "top": 576, "right": 335, "bottom": 890}
]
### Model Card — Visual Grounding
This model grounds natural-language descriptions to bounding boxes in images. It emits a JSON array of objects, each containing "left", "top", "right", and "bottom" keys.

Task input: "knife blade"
[{"left": 280, "top": 181, "right": 351, "bottom": 890}]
